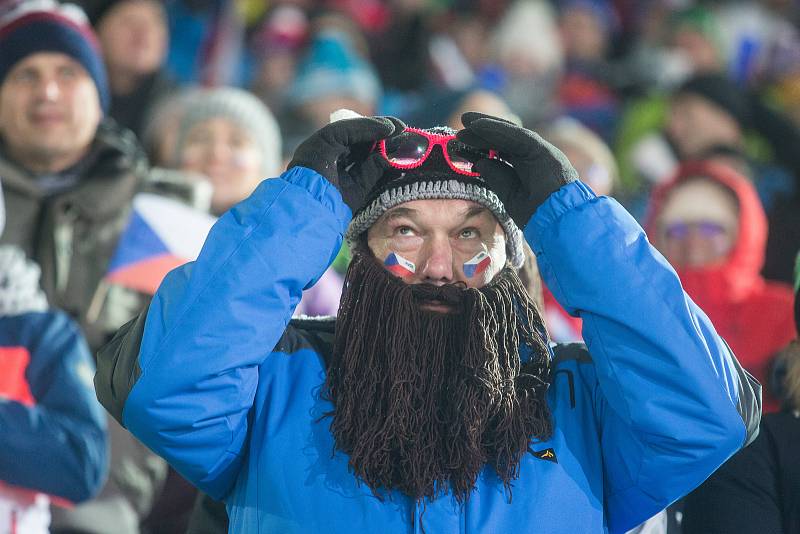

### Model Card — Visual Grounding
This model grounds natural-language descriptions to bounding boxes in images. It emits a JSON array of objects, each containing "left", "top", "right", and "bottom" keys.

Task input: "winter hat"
[
  {"left": 545, "top": 117, "right": 619, "bottom": 194},
  {"left": 174, "top": 87, "right": 282, "bottom": 178},
  {"left": 676, "top": 73, "right": 752, "bottom": 129},
  {"left": 344, "top": 121, "right": 526, "bottom": 269},
  {"left": 78, "top": 0, "right": 161, "bottom": 26},
  {"left": 0, "top": 0, "right": 109, "bottom": 112},
  {"left": 287, "top": 28, "right": 381, "bottom": 108},
  {"left": 560, "top": 0, "right": 619, "bottom": 35},
  {"left": 0, "top": 245, "right": 48, "bottom": 316},
  {"left": 669, "top": 5, "right": 723, "bottom": 54},
  {"left": 490, "top": 0, "right": 564, "bottom": 77}
]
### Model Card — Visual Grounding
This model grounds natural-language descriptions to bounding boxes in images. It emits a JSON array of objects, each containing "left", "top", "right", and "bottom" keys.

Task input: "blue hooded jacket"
[{"left": 96, "top": 167, "right": 759, "bottom": 533}]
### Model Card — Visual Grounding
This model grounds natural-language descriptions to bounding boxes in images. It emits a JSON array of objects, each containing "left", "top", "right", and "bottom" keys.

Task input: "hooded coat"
[{"left": 646, "top": 161, "right": 796, "bottom": 412}]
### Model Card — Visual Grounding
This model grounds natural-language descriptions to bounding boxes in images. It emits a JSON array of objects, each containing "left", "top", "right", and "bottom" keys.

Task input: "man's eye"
[
  {"left": 396, "top": 226, "right": 414, "bottom": 236},
  {"left": 58, "top": 66, "right": 79, "bottom": 79},
  {"left": 459, "top": 228, "right": 478, "bottom": 239},
  {"left": 13, "top": 70, "right": 37, "bottom": 83}
]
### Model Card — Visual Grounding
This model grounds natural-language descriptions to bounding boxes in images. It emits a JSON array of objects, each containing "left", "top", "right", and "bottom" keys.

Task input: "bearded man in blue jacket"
[{"left": 96, "top": 113, "right": 760, "bottom": 533}]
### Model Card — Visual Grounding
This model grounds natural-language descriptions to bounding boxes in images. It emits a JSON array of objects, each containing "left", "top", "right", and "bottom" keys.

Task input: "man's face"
[
  {"left": 97, "top": 0, "right": 167, "bottom": 79},
  {"left": 329, "top": 198, "right": 551, "bottom": 502},
  {"left": 560, "top": 6, "right": 608, "bottom": 61},
  {"left": 366, "top": 199, "right": 508, "bottom": 297},
  {"left": 179, "top": 117, "right": 264, "bottom": 214},
  {"left": 0, "top": 53, "right": 101, "bottom": 170},
  {"left": 666, "top": 94, "right": 742, "bottom": 158}
]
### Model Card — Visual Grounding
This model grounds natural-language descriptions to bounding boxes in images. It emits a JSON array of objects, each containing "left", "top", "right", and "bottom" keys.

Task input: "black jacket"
[{"left": 682, "top": 411, "right": 800, "bottom": 534}]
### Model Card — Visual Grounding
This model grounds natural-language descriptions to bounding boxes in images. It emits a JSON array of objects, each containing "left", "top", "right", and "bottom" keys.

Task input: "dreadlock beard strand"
[{"left": 323, "top": 252, "right": 553, "bottom": 505}]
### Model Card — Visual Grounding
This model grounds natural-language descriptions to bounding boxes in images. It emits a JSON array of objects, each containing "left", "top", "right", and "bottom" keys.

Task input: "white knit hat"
[{"left": 174, "top": 87, "right": 282, "bottom": 178}]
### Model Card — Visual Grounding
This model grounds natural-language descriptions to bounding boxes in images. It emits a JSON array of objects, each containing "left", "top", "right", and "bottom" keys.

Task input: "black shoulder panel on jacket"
[
  {"left": 273, "top": 316, "right": 336, "bottom": 367},
  {"left": 95, "top": 310, "right": 148, "bottom": 426},
  {"left": 552, "top": 342, "right": 593, "bottom": 366}
]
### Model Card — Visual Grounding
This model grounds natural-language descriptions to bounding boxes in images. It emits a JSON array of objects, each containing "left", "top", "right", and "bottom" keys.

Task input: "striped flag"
[
  {"left": 463, "top": 251, "right": 491, "bottom": 278},
  {"left": 384, "top": 252, "right": 415, "bottom": 277},
  {"left": 105, "top": 194, "right": 216, "bottom": 295}
]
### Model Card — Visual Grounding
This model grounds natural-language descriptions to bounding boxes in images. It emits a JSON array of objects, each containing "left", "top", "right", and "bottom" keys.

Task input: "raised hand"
[
  {"left": 457, "top": 112, "right": 578, "bottom": 227},
  {"left": 288, "top": 116, "right": 405, "bottom": 213}
]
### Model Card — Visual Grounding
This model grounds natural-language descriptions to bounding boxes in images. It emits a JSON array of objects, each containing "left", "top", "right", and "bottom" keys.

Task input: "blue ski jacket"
[
  {"left": 0, "top": 311, "right": 108, "bottom": 504},
  {"left": 96, "top": 168, "right": 760, "bottom": 533}
]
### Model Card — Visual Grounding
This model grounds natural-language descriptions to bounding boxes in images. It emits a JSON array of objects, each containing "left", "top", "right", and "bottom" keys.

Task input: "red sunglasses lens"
[
  {"left": 384, "top": 131, "right": 429, "bottom": 166},
  {"left": 446, "top": 139, "right": 478, "bottom": 174}
]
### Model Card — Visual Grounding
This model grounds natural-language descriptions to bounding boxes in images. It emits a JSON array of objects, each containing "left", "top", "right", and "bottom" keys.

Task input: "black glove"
[
  {"left": 288, "top": 116, "right": 405, "bottom": 213},
  {"left": 456, "top": 112, "right": 578, "bottom": 228}
]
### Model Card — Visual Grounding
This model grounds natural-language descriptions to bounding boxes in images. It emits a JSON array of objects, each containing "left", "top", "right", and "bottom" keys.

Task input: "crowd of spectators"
[{"left": 0, "top": 0, "right": 799, "bottom": 532}]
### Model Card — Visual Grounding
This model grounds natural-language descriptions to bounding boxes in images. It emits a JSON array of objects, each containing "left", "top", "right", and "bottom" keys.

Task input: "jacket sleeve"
[
  {"left": 525, "top": 181, "right": 761, "bottom": 533},
  {"left": 106, "top": 168, "right": 350, "bottom": 499},
  {"left": 0, "top": 312, "right": 108, "bottom": 503}
]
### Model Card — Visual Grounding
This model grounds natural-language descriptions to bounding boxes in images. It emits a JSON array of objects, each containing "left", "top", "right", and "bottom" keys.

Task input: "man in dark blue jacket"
[{"left": 96, "top": 113, "right": 760, "bottom": 533}]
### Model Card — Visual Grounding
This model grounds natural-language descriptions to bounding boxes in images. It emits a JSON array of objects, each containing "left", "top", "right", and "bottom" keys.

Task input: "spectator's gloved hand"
[
  {"left": 457, "top": 112, "right": 578, "bottom": 228},
  {"left": 288, "top": 116, "right": 406, "bottom": 213}
]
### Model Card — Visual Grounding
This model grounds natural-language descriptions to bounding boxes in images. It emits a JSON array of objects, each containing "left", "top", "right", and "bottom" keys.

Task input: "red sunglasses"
[{"left": 377, "top": 127, "right": 498, "bottom": 177}]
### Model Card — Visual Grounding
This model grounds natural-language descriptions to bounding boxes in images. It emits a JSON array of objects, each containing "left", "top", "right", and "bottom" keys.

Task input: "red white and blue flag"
[
  {"left": 463, "top": 251, "right": 491, "bottom": 278},
  {"left": 384, "top": 252, "right": 416, "bottom": 277},
  {"left": 105, "top": 194, "right": 216, "bottom": 295}
]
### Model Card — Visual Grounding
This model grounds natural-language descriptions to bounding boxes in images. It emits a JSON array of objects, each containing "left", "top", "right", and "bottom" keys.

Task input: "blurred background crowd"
[{"left": 0, "top": 0, "right": 799, "bottom": 533}]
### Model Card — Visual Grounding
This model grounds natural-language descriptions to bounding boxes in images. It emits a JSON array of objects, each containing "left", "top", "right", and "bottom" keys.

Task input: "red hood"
[{"left": 645, "top": 160, "right": 768, "bottom": 303}]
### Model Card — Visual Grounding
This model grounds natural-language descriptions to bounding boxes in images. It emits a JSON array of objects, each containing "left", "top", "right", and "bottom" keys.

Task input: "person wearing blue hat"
[
  {"left": 0, "top": 3, "right": 167, "bottom": 534},
  {"left": 0, "top": 0, "right": 137, "bottom": 342}
]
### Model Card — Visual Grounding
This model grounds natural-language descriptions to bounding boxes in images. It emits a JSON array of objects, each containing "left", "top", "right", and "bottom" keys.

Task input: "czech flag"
[
  {"left": 384, "top": 252, "right": 415, "bottom": 277},
  {"left": 463, "top": 251, "right": 491, "bottom": 278},
  {"left": 105, "top": 194, "right": 216, "bottom": 295}
]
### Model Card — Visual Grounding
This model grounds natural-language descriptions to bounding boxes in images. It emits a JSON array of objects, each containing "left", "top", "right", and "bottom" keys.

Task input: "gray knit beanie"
[
  {"left": 174, "top": 87, "right": 282, "bottom": 178},
  {"left": 345, "top": 126, "right": 526, "bottom": 269}
]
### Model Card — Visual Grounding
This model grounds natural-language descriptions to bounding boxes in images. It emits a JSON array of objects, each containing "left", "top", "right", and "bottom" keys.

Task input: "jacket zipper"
[{"left": 54, "top": 205, "right": 77, "bottom": 297}]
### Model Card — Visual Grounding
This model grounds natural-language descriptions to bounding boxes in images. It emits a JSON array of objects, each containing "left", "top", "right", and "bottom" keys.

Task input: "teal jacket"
[{"left": 96, "top": 168, "right": 760, "bottom": 533}]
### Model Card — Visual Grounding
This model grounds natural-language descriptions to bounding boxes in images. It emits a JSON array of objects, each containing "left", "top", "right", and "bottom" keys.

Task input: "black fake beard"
[{"left": 323, "top": 252, "right": 553, "bottom": 504}]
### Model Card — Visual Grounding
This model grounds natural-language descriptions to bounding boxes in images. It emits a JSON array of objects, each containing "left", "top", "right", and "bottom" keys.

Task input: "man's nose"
[
  {"left": 39, "top": 78, "right": 61, "bottom": 101},
  {"left": 419, "top": 236, "right": 454, "bottom": 285}
]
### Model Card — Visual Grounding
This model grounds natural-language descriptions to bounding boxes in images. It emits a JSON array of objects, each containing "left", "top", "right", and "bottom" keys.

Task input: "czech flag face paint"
[
  {"left": 463, "top": 251, "right": 491, "bottom": 278},
  {"left": 384, "top": 252, "right": 416, "bottom": 277}
]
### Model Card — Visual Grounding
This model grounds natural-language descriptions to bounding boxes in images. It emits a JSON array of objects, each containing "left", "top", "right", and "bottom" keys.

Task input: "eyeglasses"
[
  {"left": 377, "top": 127, "right": 498, "bottom": 177},
  {"left": 664, "top": 221, "right": 729, "bottom": 240}
]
